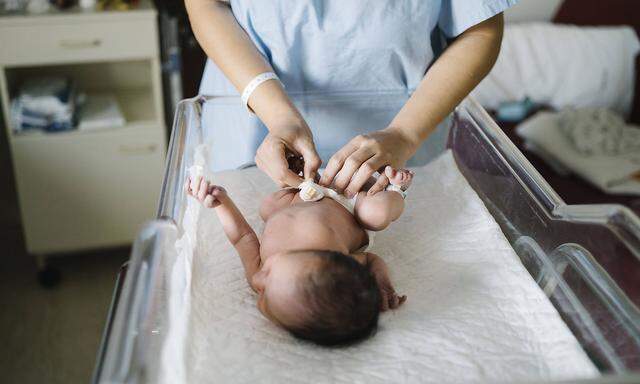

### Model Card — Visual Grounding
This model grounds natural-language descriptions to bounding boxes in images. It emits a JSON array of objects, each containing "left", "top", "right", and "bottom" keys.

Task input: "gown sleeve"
[{"left": 438, "top": 0, "right": 518, "bottom": 38}]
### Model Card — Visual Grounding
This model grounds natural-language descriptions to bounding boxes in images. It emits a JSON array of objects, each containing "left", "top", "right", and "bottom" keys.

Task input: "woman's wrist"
[
  {"left": 266, "top": 112, "right": 308, "bottom": 134},
  {"left": 383, "top": 125, "right": 422, "bottom": 157},
  {"left": 245, "top": 79, "right": 305, "bottom": 131}
]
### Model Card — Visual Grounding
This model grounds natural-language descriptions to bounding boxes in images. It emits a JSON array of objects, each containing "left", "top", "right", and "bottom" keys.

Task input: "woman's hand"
[
  {"left": 186, "top": 0, "right": 320, "bottom": 188},
  {"left": 317, "top": 14, "right": 505, "bottom": 197},
  {"left": 255, "top": 120, "right": 322, "bottom": 187},
  {"left": 319, "top": 127, "right": 419, "bottom": 197}
]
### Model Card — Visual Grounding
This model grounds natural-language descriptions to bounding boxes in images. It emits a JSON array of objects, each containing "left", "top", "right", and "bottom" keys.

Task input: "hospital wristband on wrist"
[{"left": 241, "top": 72, "right": 283, "bottom": 114}]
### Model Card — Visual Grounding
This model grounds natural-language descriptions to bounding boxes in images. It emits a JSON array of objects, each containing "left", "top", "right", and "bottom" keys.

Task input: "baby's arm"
[
  {"left": 186, "top": 177, "right": 261, "bottom": 289},
  {"left": 353, "top": 252, "right": 407, "bottom": 311}
]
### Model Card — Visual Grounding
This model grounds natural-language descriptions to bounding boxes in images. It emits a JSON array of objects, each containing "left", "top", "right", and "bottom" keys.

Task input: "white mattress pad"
[{"left": 165, "top": 150, "right": 598, "bottom": 384}]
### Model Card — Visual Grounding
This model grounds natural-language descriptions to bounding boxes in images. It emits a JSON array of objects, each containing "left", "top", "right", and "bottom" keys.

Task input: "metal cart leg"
[{"left": 35, "top": 254, "right": 61, "bottom": 288}]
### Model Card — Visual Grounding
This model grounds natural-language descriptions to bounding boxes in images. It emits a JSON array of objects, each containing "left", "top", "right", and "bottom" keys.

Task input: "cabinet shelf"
[
  {"left": 12, "top": 88, "right": 159, "bottom": 140},
  {"left": 0, "top": 0, "right": 167, "bottom": 255}
]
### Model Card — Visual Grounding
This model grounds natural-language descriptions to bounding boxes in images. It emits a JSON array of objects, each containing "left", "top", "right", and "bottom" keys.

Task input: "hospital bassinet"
[{"left": 93, "top": 96, "right": 640, "bottom": 383}]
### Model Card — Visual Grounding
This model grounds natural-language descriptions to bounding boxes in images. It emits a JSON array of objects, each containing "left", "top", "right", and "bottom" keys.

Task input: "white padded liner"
[{"left": 169, "top": 150, "right": 598, "bottom": 384}]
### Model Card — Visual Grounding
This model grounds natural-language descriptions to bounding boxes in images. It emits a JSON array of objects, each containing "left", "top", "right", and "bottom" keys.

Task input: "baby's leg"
[
  {"left": 354, "top": 190, "right": 405, "bottom": 231},
  {"left": 354, "top": 167, "right": 413, "bottom": 231}
]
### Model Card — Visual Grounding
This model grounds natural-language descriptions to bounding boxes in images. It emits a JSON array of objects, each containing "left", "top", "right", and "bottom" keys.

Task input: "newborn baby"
[{"left": 186, "top": 166, "right": 412, "bottom": 346}]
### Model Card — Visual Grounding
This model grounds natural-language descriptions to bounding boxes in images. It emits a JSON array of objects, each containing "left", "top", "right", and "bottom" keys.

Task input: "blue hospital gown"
[{"left": 199, "top": 0, "right": 517, "bottom": 171}]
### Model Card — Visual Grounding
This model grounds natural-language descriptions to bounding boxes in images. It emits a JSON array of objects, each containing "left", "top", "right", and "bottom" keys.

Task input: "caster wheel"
[{"left": 37, "top": 265, "right": 61, "bottom": 288}]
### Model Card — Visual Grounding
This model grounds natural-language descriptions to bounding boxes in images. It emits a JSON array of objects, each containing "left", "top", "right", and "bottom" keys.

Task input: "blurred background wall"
[{"left": 505, "top": 0, "right": 563, "bottom": 22}]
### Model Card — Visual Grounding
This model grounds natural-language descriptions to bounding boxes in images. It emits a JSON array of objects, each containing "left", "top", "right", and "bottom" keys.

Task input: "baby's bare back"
[{"left": 259, "top": 191, "right": 368, "bottom": 258}]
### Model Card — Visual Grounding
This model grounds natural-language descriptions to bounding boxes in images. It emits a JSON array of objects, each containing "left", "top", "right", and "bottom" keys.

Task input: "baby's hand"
[
  {"left": 378, "top": 277, "right": 407, "bottom": 311},
  {"left": 185, "top": 176, "right": 227, "bottom": 208},
  {"left": 362, "top": 252, "right": 407, "bottom": 311}
]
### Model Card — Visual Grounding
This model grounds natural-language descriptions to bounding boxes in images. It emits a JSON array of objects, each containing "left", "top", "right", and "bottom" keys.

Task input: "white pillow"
[{"left": 471, "top": 23, "right": 640, "bottom": 117}]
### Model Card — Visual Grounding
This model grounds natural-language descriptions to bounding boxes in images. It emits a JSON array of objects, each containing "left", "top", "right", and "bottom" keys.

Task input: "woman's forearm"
[
  {"left": 185, "top": 0, "right": 303, "bottom": 128},
  {"left": 388, "top": 14, "right": 504, "bottom": 147}
]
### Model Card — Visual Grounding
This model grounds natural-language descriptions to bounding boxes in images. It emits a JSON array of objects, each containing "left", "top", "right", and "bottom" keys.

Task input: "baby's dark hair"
[{"left": 287, "top": 250, "right": 380, "bottom": 346}]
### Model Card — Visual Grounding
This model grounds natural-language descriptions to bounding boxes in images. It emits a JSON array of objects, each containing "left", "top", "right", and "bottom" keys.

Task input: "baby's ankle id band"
[{"left": 386, "top": 184, "right": 407, "bottom": 199}]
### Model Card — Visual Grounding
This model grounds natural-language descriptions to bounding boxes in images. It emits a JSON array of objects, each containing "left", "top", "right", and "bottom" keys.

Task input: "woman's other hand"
[
  {"left": 255, "top": 120, "right": 321, "bottom": 188},
  {"left": 319, "top": 127, "right": 419, "bottom": 197},
  {"left": 317, "top": 14, "right": 505, "bottom": 197}
]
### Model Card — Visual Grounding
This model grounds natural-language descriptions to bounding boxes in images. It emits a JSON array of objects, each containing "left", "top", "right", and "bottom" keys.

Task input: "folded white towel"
[
  {"left": 516, "top": 110, "right": 640, "bottom": 195},
  {"left": 18, "top": 77, "right": 74, "bottom": 116},
  {"left": 471, "top": 23, "right": 640, "bottom": 117},
  {"left": 558, "top": 108, "right": 640, "bottom": 156},
  {"left": 77, "top": 94, "right": 125, "bottom": 131}
]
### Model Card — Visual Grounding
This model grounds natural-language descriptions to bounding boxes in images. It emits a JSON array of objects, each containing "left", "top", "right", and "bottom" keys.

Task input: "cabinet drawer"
[
  {"left": 12, "top": 127, "right": 166, "bottom": 254},
  {"left": 0, "top": 19, "right": 158, "bottom": 66}
]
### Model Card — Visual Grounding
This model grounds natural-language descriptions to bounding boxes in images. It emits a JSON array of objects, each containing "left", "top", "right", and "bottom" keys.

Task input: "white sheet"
[
  {"left": 470, "top": 23, "right": 640, "bottom": 117},
  {"left": 170, "top": 151, "right": 598, "bottom": 384},
  {"left": 516, "top": 111, "right": 640, "bottom": 196}
]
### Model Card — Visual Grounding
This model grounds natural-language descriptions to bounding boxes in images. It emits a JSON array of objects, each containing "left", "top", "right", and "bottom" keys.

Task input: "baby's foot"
[
  {"left": 185, "top": 176, "right": 227, "bottom": 208},
  {"left": 384, "top": 166, "right": 414, "bottom": 191}
]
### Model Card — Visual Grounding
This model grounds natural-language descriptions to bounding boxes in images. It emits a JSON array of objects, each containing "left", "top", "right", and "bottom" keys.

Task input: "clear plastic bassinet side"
[
  {"left": 94, "top": 96, "right": 640, "bottom": 384},
  {"left": 449, "top": 98, "right": 640, "bottom": 374},
  {"left": 94, "top": 97, "right": 208, "bottom": 384}
]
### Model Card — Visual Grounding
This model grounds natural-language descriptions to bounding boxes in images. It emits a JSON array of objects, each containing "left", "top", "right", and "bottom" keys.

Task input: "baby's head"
[{"left": 252, "top": 250, "right": 380, "bottom": 346}]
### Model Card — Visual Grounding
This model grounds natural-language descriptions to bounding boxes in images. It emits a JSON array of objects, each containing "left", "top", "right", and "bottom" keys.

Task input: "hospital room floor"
[{"left": 0, "top": 136, "right": 128, "bottom": 383}]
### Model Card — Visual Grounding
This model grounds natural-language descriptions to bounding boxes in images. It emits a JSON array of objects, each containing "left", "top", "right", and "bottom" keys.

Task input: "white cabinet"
[
  {"left": 0, "top": 18, "right": 158, "bottom": 65},
  {"left": 0, "top": 1, "right": 166, "bottom": 255}
]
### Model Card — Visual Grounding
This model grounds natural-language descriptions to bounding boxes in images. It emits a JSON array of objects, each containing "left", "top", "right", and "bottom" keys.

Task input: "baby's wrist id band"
[
  {"left": 188, "top": 165, "right": 204, "bottom": 191},
  {"left": 241, "top": 72, "right": 283, "bottom": 114}
]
